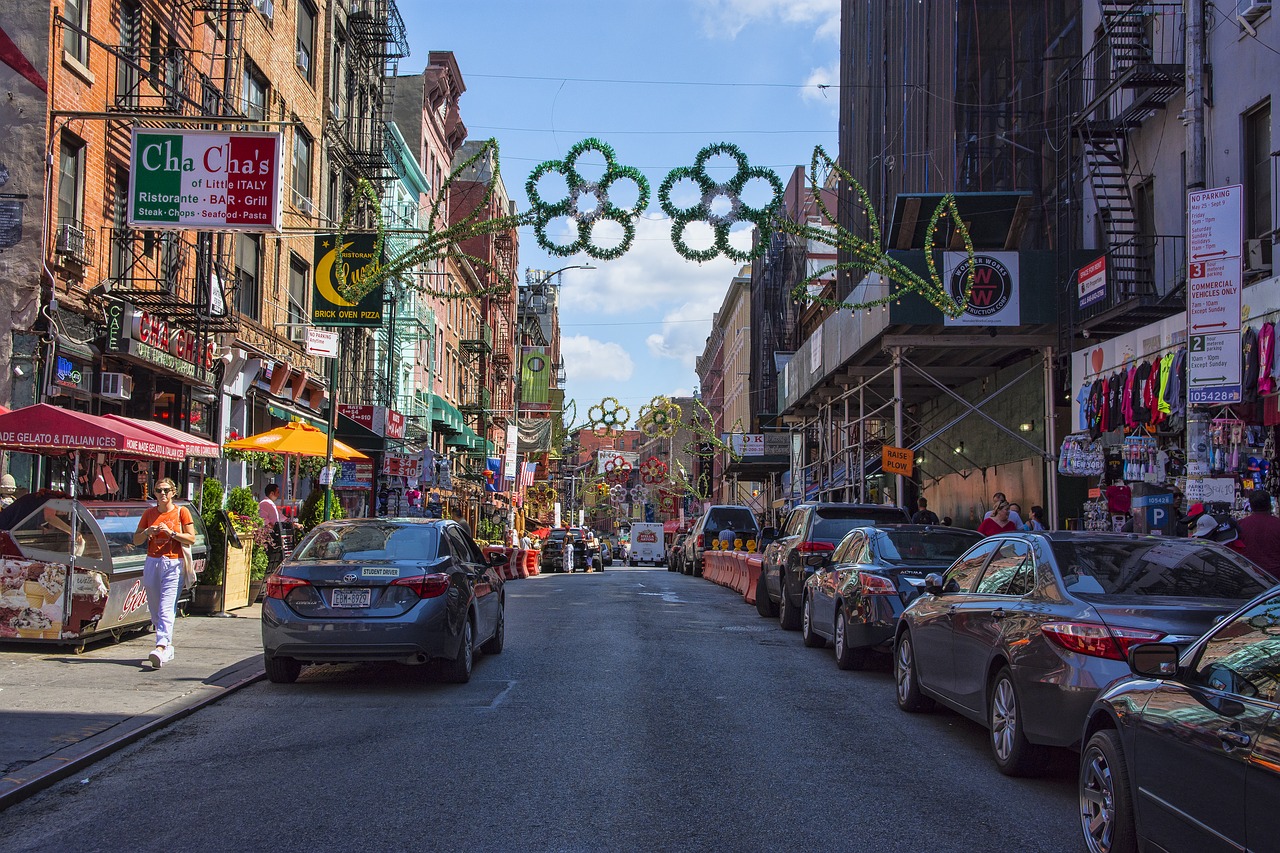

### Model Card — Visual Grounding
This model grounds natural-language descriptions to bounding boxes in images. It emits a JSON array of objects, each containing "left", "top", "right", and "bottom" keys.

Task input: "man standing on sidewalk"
[
  {"left": 1236, "top": 489, "right": 1280, "bottom": 582},
  {"left": 258, "top": 484, "right": 288, "bottom": 574}
]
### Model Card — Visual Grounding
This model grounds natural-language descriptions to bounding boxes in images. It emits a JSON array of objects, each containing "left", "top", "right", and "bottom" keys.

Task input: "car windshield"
[
  {"left": 1051, "top": 539, "right": 1273, "bottom": 599},
  {"left": 877, "top": 530, "right": 979, "bottom": 565},
  {"left": 294, "top": 523, "right": 439, "bottom": 562},
  {"left": 707, "top": 509, "right": 756, "bottom": 532}
]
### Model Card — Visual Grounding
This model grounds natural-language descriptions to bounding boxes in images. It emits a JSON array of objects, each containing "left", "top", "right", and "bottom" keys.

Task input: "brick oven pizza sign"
[{"left": 127, "top": 129, "right": 283, "bottom": 232}]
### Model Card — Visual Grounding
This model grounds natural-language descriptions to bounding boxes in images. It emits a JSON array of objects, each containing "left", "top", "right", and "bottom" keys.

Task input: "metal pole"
[
  {"left": 323, "top": 335, "right": 342, "bottom": 521},
  {"left": 893, "top": 347, "right": 905, "bottom": 506},
  {"left": 1043, "top": 347, "right": 1059, "bottom": 530},
  {"left": 859, "top": 384, "right": 865, "bottom": 503}
]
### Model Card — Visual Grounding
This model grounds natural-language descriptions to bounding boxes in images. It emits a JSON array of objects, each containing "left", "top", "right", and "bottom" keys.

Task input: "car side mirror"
[
  {"left": 488, "top": 552, "right": 508, "bottom": 567},
  {"left": 804, "top": 554, "right": 828, "bottom": 570},
  {"left": 1128, "top": 643, "right": 1179, "bottom": 678},
  {"left": 923, "top": 573, "right": 945, "bottom": 595}
]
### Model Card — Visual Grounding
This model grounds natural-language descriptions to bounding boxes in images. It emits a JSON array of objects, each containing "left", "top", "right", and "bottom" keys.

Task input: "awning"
[
  {"left": 102, "top": 414, "right": 221, "bottom": 458},
  {"left": 268, "top": 402, "right": 326, "bottom": 429},
  {"left": 0, "top": 404, "right": 185, "bottom": 460},
  {"left": 429, "top": 396, "right": 464, "bottom": 434}
]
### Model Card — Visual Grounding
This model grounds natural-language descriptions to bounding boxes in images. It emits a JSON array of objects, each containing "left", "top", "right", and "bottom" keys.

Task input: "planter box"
[{"left": 222, "top": 542, "right": 252, "bottom": 610}]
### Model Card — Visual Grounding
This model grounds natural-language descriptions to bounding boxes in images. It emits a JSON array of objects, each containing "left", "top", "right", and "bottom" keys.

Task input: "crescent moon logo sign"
[{"left": 314, "top": 241, "right": 358, "bottom": 307}]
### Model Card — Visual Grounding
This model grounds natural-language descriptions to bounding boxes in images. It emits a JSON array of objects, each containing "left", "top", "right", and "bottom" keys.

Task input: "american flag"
[{"left": 518, "top": 461, "right": 536, "bottom": 488}]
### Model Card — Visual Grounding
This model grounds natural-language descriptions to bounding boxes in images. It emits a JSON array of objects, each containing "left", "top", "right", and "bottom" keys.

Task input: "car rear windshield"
[
  {"left": 294, "top": 523, "right": 439, "bottom": 562},
  {"left": 706, "top": 508, "right": 757, "bottom": 533},
  {"left": 878, "top": 530, "right": 980, "bottom": 565},
  {"left": 811, "top": 508, "right": 906, "bottom": 540},
  {"left": 1050, "top": 539, "right": 1272, "bottom": 599}
]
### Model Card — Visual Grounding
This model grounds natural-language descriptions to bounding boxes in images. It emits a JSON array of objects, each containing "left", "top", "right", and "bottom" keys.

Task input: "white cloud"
[
  {"left": 800, "top": 62, "right": 840, "bottom": 107},
  {"left": 645, "top": 291, "right": 724, "bottom": 369},
  {"left": 695, "top": 0, "right": 840, "bottom": 41},
  {"left": 560, "top": 335, "right": 634, "bottom": 383}
]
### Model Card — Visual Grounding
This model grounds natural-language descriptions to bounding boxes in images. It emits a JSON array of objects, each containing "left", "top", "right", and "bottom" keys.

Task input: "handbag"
[{"left": 181, "top": 544, "right": 198, "bottom": 588}]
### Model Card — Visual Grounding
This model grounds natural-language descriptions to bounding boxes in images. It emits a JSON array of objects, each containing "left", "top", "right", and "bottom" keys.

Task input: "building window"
[
  {"left": 63, "top": 0, "right": 90, "bottom": 65},
  {"left": 296, "top": 0, "right": 316, "bottom": 83},
  {"left": 109, "top": 165, "right": 131, "bottom": 285},
  {"left": 292, "top": 127, "right": 313, "bottom": 211},
  {"left": 243, "top": 61, "right": 268, "bottom": 122},
  {"left": 288, "top": 256, "right": 309, "bottom": 342},
  {"left": 331, "top": 31, "right": 346, "bottom": 118},
  {"left": 235, "top": 233, "right": 262, "bottom": 320},
  {"left": 57, "top": 136, "right": 86, "bottom": 226},
  {"left": 1245, "top": 101, "right": 1272, "bottom": 242}
]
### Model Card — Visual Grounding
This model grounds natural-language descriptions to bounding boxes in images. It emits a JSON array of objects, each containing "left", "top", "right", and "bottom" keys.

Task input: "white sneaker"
[
  {"left": 148, "top": 647, "right": 164, "bottom": 668},
  {"left": 161, "top": 645, "right": 175, "bottom": 664}
]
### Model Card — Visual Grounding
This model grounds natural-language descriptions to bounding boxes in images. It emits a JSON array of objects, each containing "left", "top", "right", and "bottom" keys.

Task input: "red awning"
[
  {"left": 102, "top": 414, "right": 221, "bottom": 459},
  {"left": 663, "top": 519, "right": 684, "bottom": 533},
  {"left": 0, "top": 404, "right": 185, "bottom": 461}
]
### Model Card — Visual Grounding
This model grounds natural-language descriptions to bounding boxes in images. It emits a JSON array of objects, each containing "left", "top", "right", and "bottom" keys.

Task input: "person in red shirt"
[
  {"left": 132, "top": 478, "right": 195, "bottom": 669},
  {"left": 1235, "top": 489, "right": 1280, "bottom": 582},
  {"left": 978, "top": 502, "right": 1018, "bottom": 537}
]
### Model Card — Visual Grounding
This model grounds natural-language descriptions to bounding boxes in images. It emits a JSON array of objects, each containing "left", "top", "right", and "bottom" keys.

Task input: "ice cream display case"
[{"left": 0, "top": 500, "right": 209, "bottom": 647}]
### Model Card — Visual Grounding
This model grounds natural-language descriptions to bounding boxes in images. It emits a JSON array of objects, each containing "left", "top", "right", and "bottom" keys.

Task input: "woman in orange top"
[{"left": 132, "top": 477, "right": 196, "bottom": 669}]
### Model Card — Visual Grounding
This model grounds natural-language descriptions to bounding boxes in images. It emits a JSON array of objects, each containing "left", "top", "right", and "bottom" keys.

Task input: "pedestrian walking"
[
  {"left": 978, "top": 501, "right": 1018, "bottom": 537},
  {"left": 132, "top": 478, "right": 195, "bottom": 669},
  {"left": 911, "top": 497, "right": 939, "bottom": 525},
  {"left": 1235, "top": 489, "right": 1280, "bottom": 581}
]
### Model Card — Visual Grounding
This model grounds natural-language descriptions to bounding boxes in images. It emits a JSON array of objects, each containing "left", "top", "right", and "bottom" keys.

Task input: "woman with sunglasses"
[{"left": 132, "top": 478, "right": 195, "bottom": 668}]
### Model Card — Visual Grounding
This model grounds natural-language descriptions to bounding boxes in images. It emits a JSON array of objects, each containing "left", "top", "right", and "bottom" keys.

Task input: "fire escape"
[
  {"left": 83, "top": 0, "right": 250, "bottom": 333},
  {"left": 329, "top": 0, "right": 409, "bottom": 186},
  {"left": 1057, "top": 1, "right": 1186, "bottom": 341}
]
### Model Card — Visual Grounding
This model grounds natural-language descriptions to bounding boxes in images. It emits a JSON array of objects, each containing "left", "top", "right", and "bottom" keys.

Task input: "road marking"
[
  {"left": 638, "top": 592, "right": 685, "bottom": 603},
  {"left": 481, "top": 680, "right": 517, "bottom": 711}
]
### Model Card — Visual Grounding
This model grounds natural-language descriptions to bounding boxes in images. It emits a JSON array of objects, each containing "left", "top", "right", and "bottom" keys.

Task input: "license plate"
[{"left": 331, "top": 588, "right": 371, "bottom": 608}]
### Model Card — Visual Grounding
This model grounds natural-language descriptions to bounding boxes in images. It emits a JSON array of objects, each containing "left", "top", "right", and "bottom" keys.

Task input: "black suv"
[
  {"left": 757, "top": 502, "right": 910, "bottom": 628},
  {"left": 540, "top": 527, "right": 593, "bottom": 573},
  {"left": 680, "top": 505, "right": 761, "bottom": 577}
]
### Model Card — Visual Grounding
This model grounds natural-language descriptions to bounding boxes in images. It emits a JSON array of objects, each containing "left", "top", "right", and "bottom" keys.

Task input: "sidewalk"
[{"left": 0, "top": 605, "right": 266, "bottom": 809}]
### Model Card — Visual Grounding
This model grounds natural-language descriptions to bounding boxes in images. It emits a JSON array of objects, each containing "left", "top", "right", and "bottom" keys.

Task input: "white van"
[{"left": 628, "top": 523, "right": 666, "bottom": 566}]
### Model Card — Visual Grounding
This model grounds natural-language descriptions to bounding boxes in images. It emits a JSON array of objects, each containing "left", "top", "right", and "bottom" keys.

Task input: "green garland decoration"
[
  {"left": 663, "top": 399, "right": 745, "bottom": 502},
  {"left": 637, "top": 395, "right": 683, "bottom": 438},
  {"left": 526, "top": 138, "right": 650, "bottom": 261},
  {"left": 776, "top": 146, "right": 975, "bottom": 318},
  {"left": 586, "top": 396, "right": 631, "bottom": 435},
  {"left": 659, "top": 142, "right": 783, "bottom": 263}
]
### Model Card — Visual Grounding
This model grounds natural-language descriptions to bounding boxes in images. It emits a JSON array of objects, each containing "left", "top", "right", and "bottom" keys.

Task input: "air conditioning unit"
[
  {"left": 100, "top": 372, "right": 133, "bottom": 401},
  {"left": 55, "top": 223, "right": 86, "bottom": 257},
  {"left": 253, "top": 0, "right": 274, "bottom": 19},
  {"left": 295, "top": 193, "right": 315, "bottom": 216},
  {"left": 1238, "top": 0, "right": 1271, "bottom": 22},
  {"left": 1246, "top": 238, "right": 1273, "bottom": 272},
  {"left": 296, "top": 49, "right": 309, "bottom": 75}
]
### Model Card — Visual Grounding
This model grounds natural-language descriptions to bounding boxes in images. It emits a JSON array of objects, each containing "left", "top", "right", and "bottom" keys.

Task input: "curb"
[{"left": 0, "top": 659, "right": 266, "bottom": 812}]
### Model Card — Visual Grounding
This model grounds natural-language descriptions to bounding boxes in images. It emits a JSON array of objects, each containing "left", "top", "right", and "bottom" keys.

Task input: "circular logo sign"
[{"left": 950, "top": 255, "right": 1013, "bottom": 318}]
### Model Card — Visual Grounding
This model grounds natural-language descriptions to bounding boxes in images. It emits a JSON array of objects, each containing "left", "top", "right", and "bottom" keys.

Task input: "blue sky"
[{"left": 399, "top": 0, "right": 840, "bottom": 423}]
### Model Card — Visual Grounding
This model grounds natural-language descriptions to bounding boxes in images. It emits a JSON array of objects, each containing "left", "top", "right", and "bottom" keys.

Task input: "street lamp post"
[{"left": 509, "top": 264, "right": 594, "bottom": 532}]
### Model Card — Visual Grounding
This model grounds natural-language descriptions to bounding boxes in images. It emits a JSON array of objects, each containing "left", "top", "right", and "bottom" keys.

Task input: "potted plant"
[{"left": 192, "top": 477, "right": 226, "bottom": 614}]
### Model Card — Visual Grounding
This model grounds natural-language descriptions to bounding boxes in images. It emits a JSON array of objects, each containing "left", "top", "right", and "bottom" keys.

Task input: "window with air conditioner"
[
  {"left": 1238, "top": 0, "right": 1272, "bottom": 23},
  {"left": 288, "top": 256, "right": 309, "bottom": 343},
  {"left": 253, "top": 0, "right": 274, "bottom": 20},
  {"left": 296, "top": 0, "right": 316, "bottom": 83}
]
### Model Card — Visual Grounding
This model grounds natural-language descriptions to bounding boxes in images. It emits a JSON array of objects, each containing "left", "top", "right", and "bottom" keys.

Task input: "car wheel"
[
  {"left": 755, "top": 571, "right": 778, "bottom": 617},
  {"left": 441, "top": 617, "right": 474, "bottom": 684},
  {"left": 480, "top": 603, "right": 505, "bottom": 655},
  {"left": 894, "top": 631, "right": 934, "bottom": 712},
  {"left": 1079, "top": 729, "right": 1138, "bottom": 853},
  {"left": 801, "top": 594, "right": 824, "bottom": 647},
  {"left": 778, "top": 574, "right": 801, "bottom": 630},
  {"left": 692, "top": 558, "right": 702, "bottom": 578},
  {"left": 989, "top": 666, "right": 1048, "bottom": 777},
  {"left": 834, "top": 610, "right": 870, "bottom": 671},
  {"left": 264, "top": 654, "right": 301, "bottom": 684}
]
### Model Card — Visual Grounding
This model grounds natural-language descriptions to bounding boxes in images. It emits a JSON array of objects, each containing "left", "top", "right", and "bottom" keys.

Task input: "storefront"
[
  {"left": 1068, "top": 276, "right": 1280, "bottom": 533},
  {"left": 337, "top": 404, "right": 413, "bottom": 517}
]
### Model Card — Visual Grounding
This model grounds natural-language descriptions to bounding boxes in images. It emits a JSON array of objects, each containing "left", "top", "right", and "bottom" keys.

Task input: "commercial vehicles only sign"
[
  {"left": 1187, "top": 185, "right": 1243, "bottom": 404},
  {"left": 127, "top": 129, "right": 282, "bottom": 231}
]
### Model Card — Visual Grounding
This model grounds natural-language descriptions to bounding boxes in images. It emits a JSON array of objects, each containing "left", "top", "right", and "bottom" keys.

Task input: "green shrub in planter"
[
  {"left": 200, "top": 478, "right": 225, "bottom": 586},
  {"left": 299, "top": 486, "right": 346, "bottom": 532}
]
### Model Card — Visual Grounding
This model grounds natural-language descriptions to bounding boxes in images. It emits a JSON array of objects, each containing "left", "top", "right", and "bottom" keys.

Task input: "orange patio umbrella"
[{"left": 224, "top": 421, "right": 369, "bottom": 461}]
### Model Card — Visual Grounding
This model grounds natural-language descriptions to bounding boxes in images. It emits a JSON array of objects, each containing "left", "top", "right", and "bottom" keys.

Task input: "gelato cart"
[{"left": 0, "top": 499, "right": 210, "bottom": 648}]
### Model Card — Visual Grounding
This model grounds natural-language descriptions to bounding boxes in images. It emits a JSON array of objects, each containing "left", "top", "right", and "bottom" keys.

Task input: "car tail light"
[
  {"left": 795, "top": 541, "right": 835, "bottom": 554},
  {"left": 857, "top": 572, "right": 898, "bottom": 595},
  {"left": 1041, "top": 622, "right": 1165, "bottom": 661},
  {"left": 696, "top": 534, "right": 704, "bottom": 550},
  {"left": 265, "top": 574, "right": 310, "bottom": 600},
  {"left": 391, "top": 572, "right": 450, "bottom": 599}
]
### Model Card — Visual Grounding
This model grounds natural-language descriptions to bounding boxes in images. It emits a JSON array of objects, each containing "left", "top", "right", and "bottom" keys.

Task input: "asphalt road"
[{"left": 2, "top": 567, "right": 1080, "bottom": 852}]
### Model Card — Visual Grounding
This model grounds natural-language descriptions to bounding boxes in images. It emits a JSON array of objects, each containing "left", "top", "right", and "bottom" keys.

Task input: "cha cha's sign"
[{"left": 127, "top": 129, "right": 283, "bottom": 232}]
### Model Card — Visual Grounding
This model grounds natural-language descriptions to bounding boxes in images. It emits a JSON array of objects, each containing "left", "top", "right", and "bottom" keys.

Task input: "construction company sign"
[
  {"left": 127, "top": 129, "right": 283, "bottom": 232},
  {"left": 943, "top": 252, "right": 1021, "bottom": 327}
]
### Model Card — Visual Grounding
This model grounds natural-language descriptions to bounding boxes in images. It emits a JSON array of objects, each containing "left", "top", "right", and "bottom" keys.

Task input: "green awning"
[{"left": 431, "top": 396, "right": 464, "bottom": 434}]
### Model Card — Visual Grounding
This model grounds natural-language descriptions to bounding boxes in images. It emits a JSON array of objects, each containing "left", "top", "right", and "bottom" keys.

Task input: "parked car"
[
  {"left": 801, "top": 524, "right": 982, "bottom": 668},
  {"left": 668, "top": 533, "right": 688, "bottom": 573},
  {"left": 1077, "top": 586, "right": 1280, "bottom": 853},
  {"left": 757, "top": 502, "right": 911, "bottom": 628},
  {"left": 260, "top": 518, "right": 506, "bottom": 684},
  {"left": 681, "top": 505, "right": 760, "bottom": 577},
  {"left": 893, "top": 531, "right": 1274, "bottom": 776},
  {"left": 597, "top": 533, "right": 613, "bottom": 567},
  {"left": 540, "top": 527, "right": 592, "bottom": 573}
]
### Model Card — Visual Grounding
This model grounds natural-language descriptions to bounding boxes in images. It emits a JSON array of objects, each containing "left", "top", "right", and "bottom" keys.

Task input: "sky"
[{"left": 399, "top": 0, "right": 840, "bottom": 424}]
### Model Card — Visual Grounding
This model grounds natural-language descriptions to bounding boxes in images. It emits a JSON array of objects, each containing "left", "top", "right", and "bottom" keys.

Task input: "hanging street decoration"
[
  {"left": 526, "top": 138, "right": 650, "bottom": 261},
  {"left": 639, "top": 456, "right": 668, "bottom": 484},
  {"left": 629, "top": 484, "right": 649, "bottom": 503},
  {"left": 587, "top": 396, "right": 631, "bottom": 435},
  {"left": 658, "top": 142, "right": 784, "bottom": 263},
  {"left": 637, "top": 395, "right": 683, "bottom": 438},
  {"left": 609, "top": 484, "right": 628, "bottom": 505}
]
